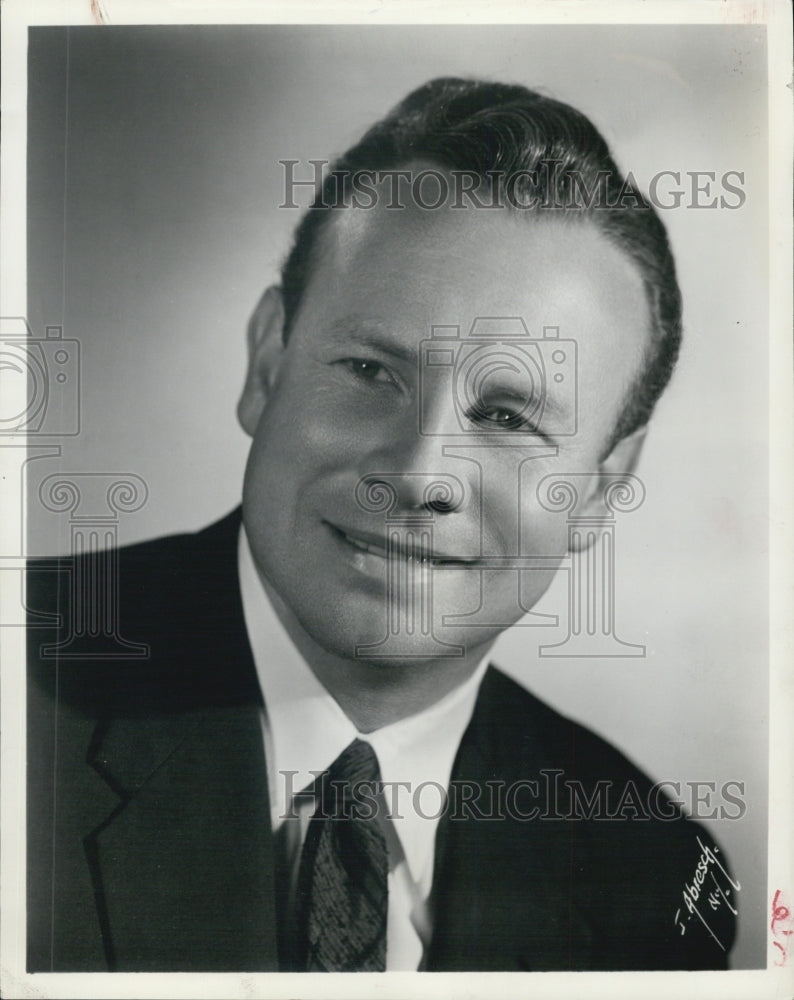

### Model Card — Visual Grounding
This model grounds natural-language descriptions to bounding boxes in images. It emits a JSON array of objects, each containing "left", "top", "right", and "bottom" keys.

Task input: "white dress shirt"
[{"left": 237, "top": 526, "right": 489, "bottom": 970}]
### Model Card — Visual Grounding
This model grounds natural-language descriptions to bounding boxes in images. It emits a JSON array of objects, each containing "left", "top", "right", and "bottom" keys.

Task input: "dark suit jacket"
[{"left": 27, "top": 509, "right": 735, "bottom": 972}]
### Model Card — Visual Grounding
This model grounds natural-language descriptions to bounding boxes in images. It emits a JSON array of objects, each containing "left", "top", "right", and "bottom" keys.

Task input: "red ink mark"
[
  {"left": 90, "top": 0, "right": 109, "bottom": 26},
  {"left": 772, "top": 890, "right": 790, "bottom": 926},
  {"left": 771, "top": 890, "right": 793, "bottom": 966}
]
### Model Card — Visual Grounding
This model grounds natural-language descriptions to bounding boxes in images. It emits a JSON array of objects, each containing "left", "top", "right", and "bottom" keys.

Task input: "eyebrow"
[
  {"left": 324, "top": 316, "right": 571, "bottom": 418},
  {"left": 325, "top": 318, "right": 418, "bottom": 366},
  {"left": 481, "top": 360, "right": 568, "bottom": 418}
]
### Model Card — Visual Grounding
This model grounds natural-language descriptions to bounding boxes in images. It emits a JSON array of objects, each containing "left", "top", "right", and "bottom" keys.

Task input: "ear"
[
  {"left": 237, "top": 285, "right": 286, "bottom": 437},
  {"left": 568, "top": 425, "right": 647, "bottom": 551}
]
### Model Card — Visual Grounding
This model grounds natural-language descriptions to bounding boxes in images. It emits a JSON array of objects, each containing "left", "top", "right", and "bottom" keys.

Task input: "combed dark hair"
[{"left": 280, "top": 77, "right": 682, "bottom": 450}]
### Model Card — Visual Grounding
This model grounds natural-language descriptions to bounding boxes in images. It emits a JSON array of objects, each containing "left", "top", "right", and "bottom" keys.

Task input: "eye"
[
  {"left": 339, "top": 358, "right": 396, "bottom": 386},
  {"left": 465, "top": 400, "right": 539, "bottom": 433}
]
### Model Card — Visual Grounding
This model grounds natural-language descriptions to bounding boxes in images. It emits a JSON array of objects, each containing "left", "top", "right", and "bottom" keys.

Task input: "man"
[{"left": 27, "top": 77, "right": 736, "bottom": 972}]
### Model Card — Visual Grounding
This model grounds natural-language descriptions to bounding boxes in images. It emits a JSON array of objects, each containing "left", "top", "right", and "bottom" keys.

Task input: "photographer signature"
[{"left": 673, "top": 835, "right": 740, "bottom": 951}]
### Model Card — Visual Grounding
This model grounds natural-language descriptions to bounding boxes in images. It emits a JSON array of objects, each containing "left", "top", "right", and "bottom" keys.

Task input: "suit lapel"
[
  {"left": 85, "top": 700, "right": 279, "bottom": 971},
  {"left": 79, "top": 509, "right": 279, "bottom": 971},
  {"left": 427, "top": 668, "right": 594, "bottom": 971}
]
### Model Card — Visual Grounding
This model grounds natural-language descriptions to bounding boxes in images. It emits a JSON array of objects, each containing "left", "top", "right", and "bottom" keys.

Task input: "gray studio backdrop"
[{"left": 26, "top": 24, "right": 768, "bottom": 968}]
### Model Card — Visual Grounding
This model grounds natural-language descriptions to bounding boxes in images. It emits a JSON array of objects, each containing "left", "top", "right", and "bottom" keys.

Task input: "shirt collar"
[{"left": 238, "top": 524, "right": 489, "bottom": 886}]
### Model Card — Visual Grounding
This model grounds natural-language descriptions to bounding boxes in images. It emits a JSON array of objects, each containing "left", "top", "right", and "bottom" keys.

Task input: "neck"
[{"left": 259, "top": 574, "right": 493, "bottom": 733}]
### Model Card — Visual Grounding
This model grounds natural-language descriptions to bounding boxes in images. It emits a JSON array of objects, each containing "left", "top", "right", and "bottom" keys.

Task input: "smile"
[{"left": 327, "top": 523, "right": 480, "bottom": 568}]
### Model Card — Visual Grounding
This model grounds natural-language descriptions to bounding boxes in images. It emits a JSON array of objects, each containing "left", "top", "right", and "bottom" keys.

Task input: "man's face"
[{"left": 240, "top": 194, "right": 649, "bottom": 665}]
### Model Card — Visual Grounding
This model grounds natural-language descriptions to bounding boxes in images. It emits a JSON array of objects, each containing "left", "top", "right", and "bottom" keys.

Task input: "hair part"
[{"left": 280, "top": 77, "right": 682, "bottom": 452}]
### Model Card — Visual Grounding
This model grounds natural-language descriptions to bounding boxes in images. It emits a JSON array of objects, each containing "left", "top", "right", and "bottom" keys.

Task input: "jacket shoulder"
[
  {"left": 26, "top": 508, "right": 259, "bottom": 718},
  {"left": 447, "top": 667, "right": 737, "bottom": 969}
]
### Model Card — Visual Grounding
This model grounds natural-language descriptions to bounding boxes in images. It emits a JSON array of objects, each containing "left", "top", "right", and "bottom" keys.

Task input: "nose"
[{"left": 361, "top": 423, "right": 468, "bottom": 514}]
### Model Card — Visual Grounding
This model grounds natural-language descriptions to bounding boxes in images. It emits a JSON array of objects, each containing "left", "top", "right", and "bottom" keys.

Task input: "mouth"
[{"left": 326, "top": 523, "right": 480, "bottom": 568}]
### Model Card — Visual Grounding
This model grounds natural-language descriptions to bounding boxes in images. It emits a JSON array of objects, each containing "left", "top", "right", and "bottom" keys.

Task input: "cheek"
[
  {"left": 248, "top": 394, "right": 346, "bottom": 483},
  {"left": 521, "top": 513, "right": 570, "bottom": 560},
  {"left": 475, "top": 454, "right": 573, "bottom": 555},
  {"left": 266, "top": 366, "right": 375, "bottom": 465}
]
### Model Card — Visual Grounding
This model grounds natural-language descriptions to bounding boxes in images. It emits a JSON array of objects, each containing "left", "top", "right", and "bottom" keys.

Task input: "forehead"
[
  {"left": 293, "top": 196, "right": 651, "bottom": 444},
  {"left": 304, "top": 197, "right": 648, "bottom": 339}
]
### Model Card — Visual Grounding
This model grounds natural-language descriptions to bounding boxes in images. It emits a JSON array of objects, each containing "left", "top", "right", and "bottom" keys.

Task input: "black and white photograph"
[{"left": 1, "top": 2, "right": 791, "bottom": 998}]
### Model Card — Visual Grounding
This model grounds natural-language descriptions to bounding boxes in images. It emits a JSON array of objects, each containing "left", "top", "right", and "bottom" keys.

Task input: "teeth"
[
  {"left": 340, "top": 529, "right": 475, "bottom": 566},
  {"left": 342, "top": 532, "right": 433, "bottom": 564},
  {"left": 343, "top": 532, "right": 372, "bottom": 553},
  {"left": 343, "top": 532, "right": 388, "bottom": 559}
]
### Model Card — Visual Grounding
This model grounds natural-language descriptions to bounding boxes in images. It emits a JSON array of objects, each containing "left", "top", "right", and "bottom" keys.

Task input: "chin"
[
  {"left": 318, "top": 602, "right": 500, "bottom": 670},
  {"left": 296, "top": 600, "right": 458, "bottom": 667}
]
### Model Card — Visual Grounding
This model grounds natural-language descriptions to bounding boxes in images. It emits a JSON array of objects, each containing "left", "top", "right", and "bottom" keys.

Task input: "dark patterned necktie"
[{"left": 295, "top": 739, "right": 388, "bottom": 971}]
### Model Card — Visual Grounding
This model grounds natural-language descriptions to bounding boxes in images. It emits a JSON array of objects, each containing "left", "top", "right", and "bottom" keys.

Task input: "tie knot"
[
  {"left": 317, "top": 739, "right": 382, "bottom": 819},
  {"left": 330, "top": 739, "right": 381, "bottom": 785}
]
